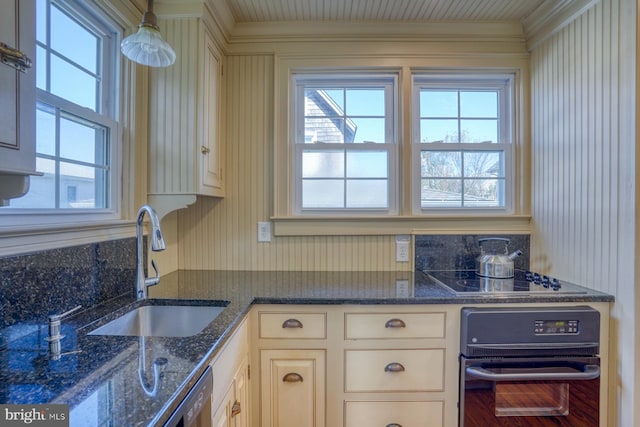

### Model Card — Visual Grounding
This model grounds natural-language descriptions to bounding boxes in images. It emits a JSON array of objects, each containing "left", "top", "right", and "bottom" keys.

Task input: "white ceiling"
[{"left": 222, "top": 0, "right": 547, "bottom": 23}]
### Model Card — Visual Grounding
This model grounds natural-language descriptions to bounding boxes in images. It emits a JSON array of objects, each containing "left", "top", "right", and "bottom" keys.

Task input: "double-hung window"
[
  {"left": 413, "top": 74, "right": 514, "bottom": 212},
  {"left": 293, "top": 74, "right": 397, "bottom": 214},
  {"left": 4, "top": 0, "right": 119, "bottom": 215}
]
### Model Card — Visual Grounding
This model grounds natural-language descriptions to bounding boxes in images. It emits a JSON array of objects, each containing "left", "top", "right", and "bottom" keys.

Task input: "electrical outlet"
[
  {"left": 257, "top": 221, "right": 271, "bottom": 242},
  {"left": 395, "top": 279, "right": 410, "bottom": 297},
  {"left": 395, "top": 235, "right": 410, "bottom": 262}
]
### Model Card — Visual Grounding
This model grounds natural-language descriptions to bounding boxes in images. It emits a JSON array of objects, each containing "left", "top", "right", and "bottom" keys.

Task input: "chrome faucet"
[{"left": 136, "top": 205, "right": 166, "bottom": 299}]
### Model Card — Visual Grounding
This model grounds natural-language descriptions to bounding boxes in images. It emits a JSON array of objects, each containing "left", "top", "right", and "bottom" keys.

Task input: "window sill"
[
  {"left": 272, "top": 215, "right": 532, "bottom": 236},
  {"left": 0, "top": 220, "right": 136, "bottom": 258}
]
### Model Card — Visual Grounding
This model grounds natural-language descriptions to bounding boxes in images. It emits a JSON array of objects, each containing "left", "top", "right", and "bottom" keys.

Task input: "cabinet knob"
[
  {"left": 384, "top": 362, "right": 405, "bottom": 373},
  {"left": 385, "top": 318, "right": 406, "bottom": 328},
  {"left": 231, "top": 400, "right": 241, "bottom": 417},
  {"left": 282, "top": 372, "right": 304, "bottom": 383},
  {"left": 201, "top": 145, "right": 211, "bottom": 154},
  {"left": 282, "top": 318, "right": 303, "bottom": 329}
]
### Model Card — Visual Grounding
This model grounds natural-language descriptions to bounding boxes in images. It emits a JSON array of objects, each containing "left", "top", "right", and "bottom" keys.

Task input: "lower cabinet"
[
  {"left": 259, "top": 349, "right": 326, "bottom": 427},
  {"left": 212, "top": 355, "right": 250, "bottom": 427},
  {"left": 210, "top": 318, "right": 250, "bottom": 427},
  {"left": 251, "top": 305, "right": 458, "bottom": 427}
]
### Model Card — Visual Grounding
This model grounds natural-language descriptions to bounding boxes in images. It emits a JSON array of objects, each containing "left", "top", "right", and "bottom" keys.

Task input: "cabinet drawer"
[
  {"left": 345, "top": 349, "right": 445, "bottom": 392},
  {"left": 345, "top": 312, "right": 446, "bottom": 339},
  {"left": 345, "top": 401, "right": 444, "bottom": 427},
  {"left": 258, "top": 312, "right": 326, "bottom": 339}
]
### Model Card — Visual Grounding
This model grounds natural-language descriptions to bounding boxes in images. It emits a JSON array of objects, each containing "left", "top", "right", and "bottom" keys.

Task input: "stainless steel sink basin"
[{"left": 88, "top": 303, "right": 226, "bottom": 337}]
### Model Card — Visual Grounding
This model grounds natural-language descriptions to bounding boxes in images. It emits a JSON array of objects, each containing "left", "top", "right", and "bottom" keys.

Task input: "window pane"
[
  {"left": 36, "top": 46, "right": 47, "bottom": 90},
  {"left": 464, "top": 179, "right": 502, "bottom": 207},
  {"left": 302, "top": 151, "right": 344, "bottom": 178},
  {"left": 7, "top": 158, "right": 56, "bottom": 208},
  {"left": 346, "top": 89, "right": 384, "bottom": 116},
  {"left": 51, "top": 5, "right": 98, "bottom": 73},
  {"left": 346, "top": 180, "right": 387, "bottom": 208},
  {"left": 305, "top": 89, "right": 343, "bottom": 116},
  {"left": 460, "top": 91, "right": 497, "bottom": 118},
  {"left": 60, "top": 162, "right": 106, "bottom": 208},
  {"left": 420, "top": 90, "right": 458, "bottom": 117},
  {"left": 351, "top": 118, "right": 385, "bottom": 143},
  {"left": 304, "top": 118, "right": 345, "bottom": 143},
  {"left": 60, "top": 116, "right": 107, "bottom": 165},
  {"left": 347, "top": 151, "right": 387, "bottom": 178},
  {"left": 50, "top": 55, "right": 97, "bottom": 110},
  {"left": 302, "top": 180, "right": 344, "bottom": 208},
  {"left": 460, "top": 119, "right": 498, "bottom": 143},
  {"left": 420, "top": 119, "right": 458, "bottom": 143},
  {"left": 421, "top": 179, "right": 462, "bottom": 207},
  {"left": 36, "top": 105, "right": 56, "bottom": 156},
  {"left": 36, "top": 0, "right": 47, "bottom": 43},
  {"left": 421, "top": 151, "right": 461, "bottom": 177},
  {"left": 464, "top": 152, "right": 504, "bottom": 177}
]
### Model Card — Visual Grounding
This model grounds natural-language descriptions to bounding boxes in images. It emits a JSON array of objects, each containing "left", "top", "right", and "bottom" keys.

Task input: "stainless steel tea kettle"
[{"left": 475, "top": 237, "right": 523, "bottom": 278}]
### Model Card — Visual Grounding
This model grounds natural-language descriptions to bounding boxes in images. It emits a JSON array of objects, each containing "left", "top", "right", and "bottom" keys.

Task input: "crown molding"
[{"left": 523, "top": 0, "right": 599, "bottom": 50}]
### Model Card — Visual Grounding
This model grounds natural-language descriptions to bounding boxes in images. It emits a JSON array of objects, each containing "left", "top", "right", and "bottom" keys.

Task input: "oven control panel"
[{"left": 534, "top": 319, "right": 579, "bottom": 334}]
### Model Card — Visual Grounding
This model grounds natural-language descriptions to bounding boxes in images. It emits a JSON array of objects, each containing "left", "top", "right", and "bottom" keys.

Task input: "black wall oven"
[{"left": 459, "top": 306, "right": 601, "bottom": 427}]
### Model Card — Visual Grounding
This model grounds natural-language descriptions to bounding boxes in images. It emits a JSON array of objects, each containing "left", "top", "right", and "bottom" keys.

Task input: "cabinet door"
[
  {"left": 199, "top": 32, "right": 224, "bottom": 194},
  {"left": 260, "top": 349, "right": 326, "bottom": 427},
  {"left": 231, "top": 356, "right": 250, "bottom": 427},
  {"left": 212, "top": 383, "right": 234, "bottom": 427},
  {"left": 0, "top": 0, "right": 36, "bottom": 175}
]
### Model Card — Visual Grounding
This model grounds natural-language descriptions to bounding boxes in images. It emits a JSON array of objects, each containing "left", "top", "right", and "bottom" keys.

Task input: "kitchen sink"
[{"left": 88, "top": 302, "right": 227, "bottom": 337}]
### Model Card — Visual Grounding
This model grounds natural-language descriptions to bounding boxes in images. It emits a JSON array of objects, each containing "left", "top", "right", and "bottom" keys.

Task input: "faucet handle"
[
  {"left": 49, "top": 305, "right": 82, "bottom": 323},
  {"left": 145, "top": 259, "right": 161, "bottom": 288}
]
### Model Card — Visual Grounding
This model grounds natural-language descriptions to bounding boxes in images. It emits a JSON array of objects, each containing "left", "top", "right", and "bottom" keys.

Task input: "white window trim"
[
  {"left": 292, "top": 73, "right": 399, "bottom": 215},
  {"left": 272, "top": 57, "right": 530, "bottom": 236},
  {"left": 0, "top": 0, "right": 144, "bottom": 256},
  {"left": 411, "top": 73, "right": 516, "bottom": 215}
]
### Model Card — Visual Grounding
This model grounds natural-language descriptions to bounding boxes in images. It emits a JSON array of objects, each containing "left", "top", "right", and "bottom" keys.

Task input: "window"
[
  {"left": 413, "top": 74, "right": 513, "bottom": 212},
  {"left": 4, "top": 0, "right": 119, "bottom": 212},
  {"left": 293, "top": 74, "right": 397, "bottom": 214}
]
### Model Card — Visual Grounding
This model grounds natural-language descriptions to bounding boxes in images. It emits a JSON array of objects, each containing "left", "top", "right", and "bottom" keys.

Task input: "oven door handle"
[{"left": 465, "top": 364, "right": 600, "bottom": 381}]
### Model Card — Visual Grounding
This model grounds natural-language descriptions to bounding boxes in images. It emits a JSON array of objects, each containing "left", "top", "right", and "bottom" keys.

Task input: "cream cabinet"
[
  {"left": 212, "top": 354, "right": 250, "bottom": 427},
  {"left": 342, "top": 307, "right": 457, "bottom": 427},
  {"left": 250, "top": 305, "right": 458, "bottom": 427},
  {"left": 251, "top": 307, "right": 328, "bottom": 427},
  {"left": 0, "top": 0, "right": 37, "bottom": 204},
  {"left": 210, "top": 318, "right": 250, "bottom": 427},
  {"left": 148, "top": 11, "right": 225, "bottom": 216}
]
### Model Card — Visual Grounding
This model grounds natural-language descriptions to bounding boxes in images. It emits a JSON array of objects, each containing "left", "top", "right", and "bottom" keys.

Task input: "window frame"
[
  {"left": 0, "top": 0, "right": 122, "bottom": 226},
  {"left": 292, "top": 73, "right": 399, "bottom": 215},
  {"left": 411, "top": 73, "right": 516, "bottom": 214}
]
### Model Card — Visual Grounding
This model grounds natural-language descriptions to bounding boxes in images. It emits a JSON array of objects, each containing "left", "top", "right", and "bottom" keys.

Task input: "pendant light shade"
[{"left": 121, "top": 0, "right": 175, "bottom": 67}]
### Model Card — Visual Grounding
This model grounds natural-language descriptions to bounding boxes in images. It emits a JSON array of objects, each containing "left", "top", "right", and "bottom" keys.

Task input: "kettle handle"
[{"left": 478, "top": 237, "right": 510, "bottom": 246}]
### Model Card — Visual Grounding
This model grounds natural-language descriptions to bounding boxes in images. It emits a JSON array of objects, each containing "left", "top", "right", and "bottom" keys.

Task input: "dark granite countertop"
[{"left": 0, "top": 270, "right": 613, "bottom": 426}]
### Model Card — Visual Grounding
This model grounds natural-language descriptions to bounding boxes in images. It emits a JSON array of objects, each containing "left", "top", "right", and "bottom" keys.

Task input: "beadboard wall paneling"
[
  {"left": 530, "top": 0, "right": 630, "bottom": 296},
  {"left": 529, "top": 0, "right": 636, "bottom": 426},
  {"left": 177, "top": 55, "right": 409, "bottom": 271}
]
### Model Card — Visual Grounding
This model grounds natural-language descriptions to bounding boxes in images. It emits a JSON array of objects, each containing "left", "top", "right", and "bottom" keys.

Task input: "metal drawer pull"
[
  {"left": 282, "top": 318, "right": 303, "bottom": 329},
  {"left": 282, "top": 372, "right": 304, "bottom": 383},
  {"left": 231, "top": 400, "right": 241, "bottom": 417},
  {"left": 386, "top": 424, "right": 403, "bottom": 427},
  {"left": 385, "top": 318, "right": 406, "bottom": 328},
  {"left": 0, "top": 42, "right": 32, "bottom": 72},
  {"left": 384, "top": 362, "right": 405, "bottom": 373}
]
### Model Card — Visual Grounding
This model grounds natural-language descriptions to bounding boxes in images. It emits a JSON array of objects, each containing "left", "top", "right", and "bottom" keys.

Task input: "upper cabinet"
[
  {"left": 148, "top": 9, "right": 226, "bottom": 216},
  {"left": 0, "top": 0, "right": 37, "bottom": 204}
]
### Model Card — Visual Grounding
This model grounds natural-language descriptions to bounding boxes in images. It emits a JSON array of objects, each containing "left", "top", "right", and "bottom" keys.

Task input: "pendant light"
[{"left": 121, "top": 0, "right": 176, "bottom": 67}]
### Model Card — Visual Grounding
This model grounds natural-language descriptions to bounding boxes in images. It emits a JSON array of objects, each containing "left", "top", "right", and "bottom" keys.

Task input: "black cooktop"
[{"left": 425, "top": 270, "right": 589, "bottom": 295}]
